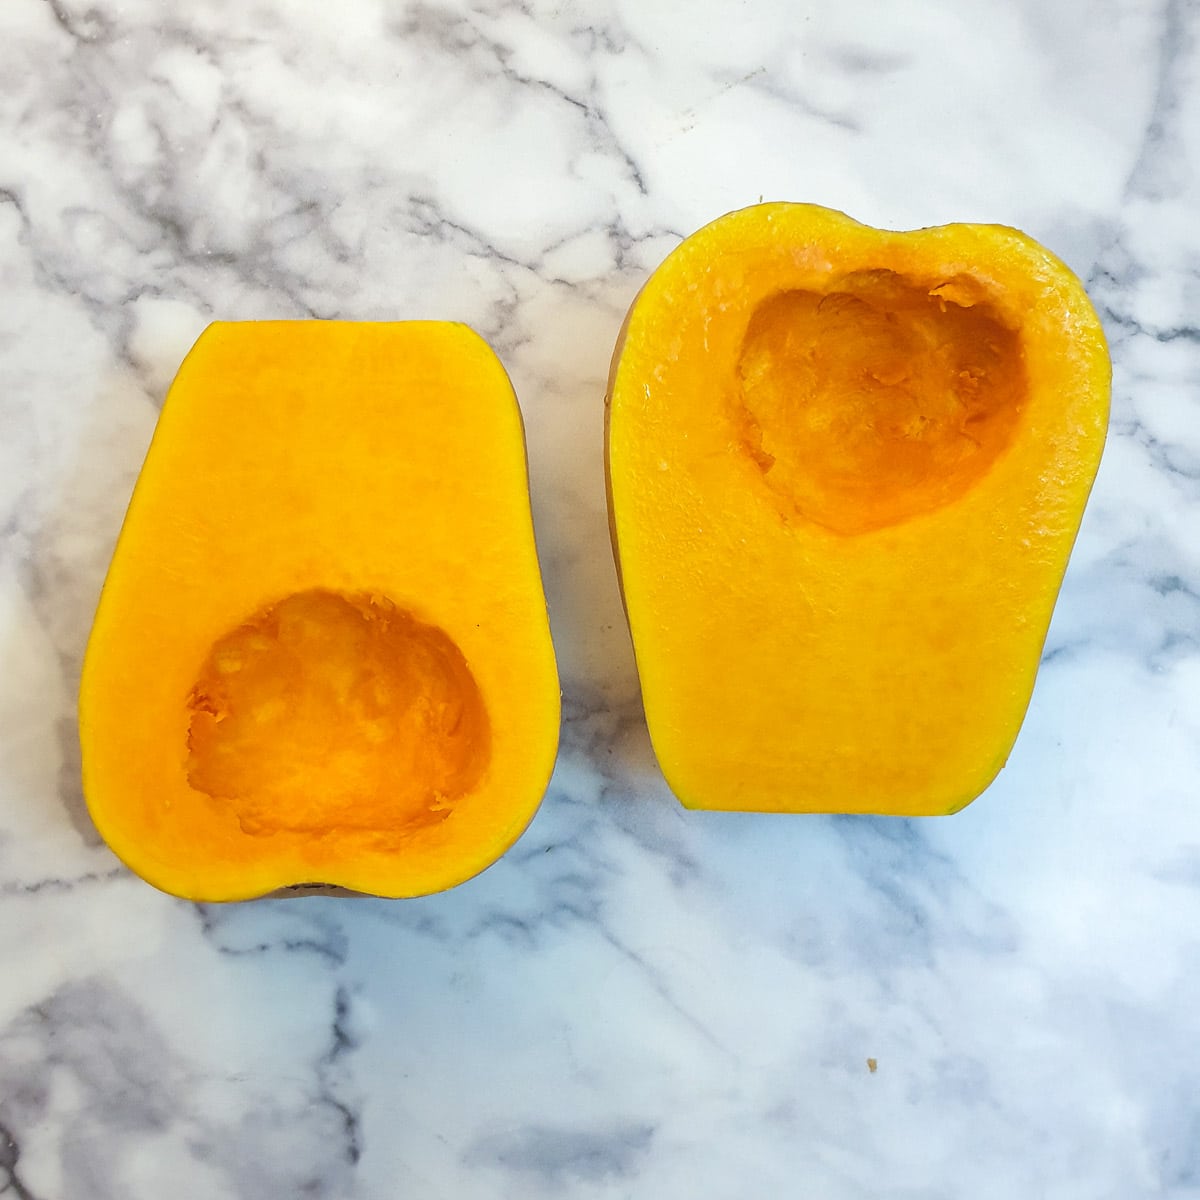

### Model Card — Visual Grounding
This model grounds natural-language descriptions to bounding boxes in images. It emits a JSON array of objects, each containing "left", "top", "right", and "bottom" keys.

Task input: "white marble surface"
[{"left": 1, "top": 0, "right": 1198, "bottom": 1195}]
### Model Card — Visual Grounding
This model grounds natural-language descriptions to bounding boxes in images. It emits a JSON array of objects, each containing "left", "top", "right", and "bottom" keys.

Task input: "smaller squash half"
[
  {"left": 605, "top": 203, "right": 1110, "bottom": 815},
  {"left": 80, "top": 321, "right": 560, "bottom": 900}
]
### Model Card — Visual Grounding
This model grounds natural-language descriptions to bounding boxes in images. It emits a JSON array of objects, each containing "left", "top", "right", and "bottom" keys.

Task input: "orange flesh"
[
  {"left": 733, "top": 271, "right": 1025, "bottom": 534},
  {"left": 186, "top": 590, "right": 489, "bottom": 836},
  {"left": 79, "top": 321, "right": 561, "bottom": 900},
  {"left": 606, "top": 203, "right": 1110, "bottom": 815}
]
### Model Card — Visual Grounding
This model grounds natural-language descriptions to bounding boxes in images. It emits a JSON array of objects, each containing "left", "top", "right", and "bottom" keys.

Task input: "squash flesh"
[
  {"left": 80, "top": 321, "right": 559, "bottom": 900},
  {"left": 186, "top": 589, "right": 490, "bottom": 836},
  {"left": 606, "top": 203, "right": 1110, "bottom": 816},
  {"left": 733, "top": 270, "right": 1024, "bottom": 535}
]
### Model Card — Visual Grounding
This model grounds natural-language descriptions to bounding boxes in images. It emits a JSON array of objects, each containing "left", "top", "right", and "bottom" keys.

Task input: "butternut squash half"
[
  {"left": 605, "top": 203, "right": 1109, "bottom": 815},
  {"left": 80, "top": 322, "right": 560, "bottom": 900}
]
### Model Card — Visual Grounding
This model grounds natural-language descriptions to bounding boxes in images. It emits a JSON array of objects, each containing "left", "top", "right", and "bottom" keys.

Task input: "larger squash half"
[
  {"left": 81, "top": 321, "right": 560, "bottom": 900},
  {"left": 606, "top": 203, "right": 1109, "bottom": 815}
]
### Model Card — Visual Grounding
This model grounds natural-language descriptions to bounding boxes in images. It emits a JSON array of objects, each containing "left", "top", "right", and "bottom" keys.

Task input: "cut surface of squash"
[
  {"left": 605, "top": 203, "right": 1109, "bottom": 815},
  {"left": 80, "top": 321, "right": 559, "bottom": 900},
  {"left": 185, "top": 588, "right": 490, "bottom": 837}
]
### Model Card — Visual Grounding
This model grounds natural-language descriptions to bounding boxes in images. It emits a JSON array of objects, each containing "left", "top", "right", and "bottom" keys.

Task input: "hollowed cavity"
[
  {"left": 732, "top": 270, "right": 1025, "bottom": 534},
  {"left": 186, "top": 589, "right": 489, "bottom": 836}
]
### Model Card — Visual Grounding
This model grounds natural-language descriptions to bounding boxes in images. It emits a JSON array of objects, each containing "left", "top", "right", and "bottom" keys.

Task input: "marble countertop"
[{"left": 2, "top": 0, "right": 1198, "bottom": 1195}]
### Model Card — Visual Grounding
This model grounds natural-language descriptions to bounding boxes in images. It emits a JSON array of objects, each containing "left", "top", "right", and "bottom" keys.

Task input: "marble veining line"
[
  {"left": 42, "top": 0, "right": 113, "bottom": 45},
  {"left": 193, "top": 901, "right": 350, "bottom": 966},
  {"left": 1124, "top": 0, "right": 1197, "bottom": 201},
  {"left": 729, "top": 63, "right": 863, "bottom": 133},
  {"left": 2, "top": 0, "right": 679, "bottom": 393},
  {"left": 1064, "top": 0, "right": 1200, "bottom": 689},
  {"left": 463, "top": 1118, "right": 657, "bottom": 1188},
  {"left": 827, "top": 817, "right": 1019, "bottom": 968},
  {"left": 0, "top": 976, "right": 363, "bottom": 1197},
  {"left": 315, "top": 985, "right": 363, "bottom": 1170},
  {"left": 501, "top": 788, "right": 728, "bottom": 1053},
  {"left": 7, "top": 19, "right": 329, "bottom": 324},
  {"left": 555, "top": 693, "right": 703, "bottom": 884},
  {"left": 591, "top": 920, "right": 729, "bottom": 1053},
  {"left": 389, "top": 2, "right": 650, "bottom": 198},
  {"left": 0, "top": 866, "right": 124, "bottom": 898},
  {"left": 0, "top": 1117, "right": 39, "bottom": 1200},
  {"left": 538, "top": 215, "right": 687, "bottom": 281}
]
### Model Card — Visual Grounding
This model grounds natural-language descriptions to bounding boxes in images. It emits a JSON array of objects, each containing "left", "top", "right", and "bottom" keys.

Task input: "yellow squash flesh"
[
  {"left": 80, "top": 321, "right": 560, "bottom": 899},
  {"left": 605, "top": 203, "right": 1110, "bottom": 815}
]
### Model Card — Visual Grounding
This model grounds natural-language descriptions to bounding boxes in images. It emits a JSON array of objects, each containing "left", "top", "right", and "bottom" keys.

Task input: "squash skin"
[
  {"left": 605, "top": 203, "right": 1110, "bottom": 816},
  {"left": 80, "top": 321, "right": 560, "bottom": 900}
]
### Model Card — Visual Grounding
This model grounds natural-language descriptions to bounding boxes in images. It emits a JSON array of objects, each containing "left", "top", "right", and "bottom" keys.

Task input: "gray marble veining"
[{"left": 2, "top": 0, "right": 1199, "bottom": 1196}]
